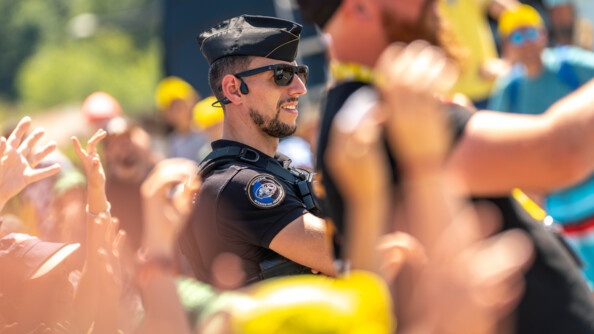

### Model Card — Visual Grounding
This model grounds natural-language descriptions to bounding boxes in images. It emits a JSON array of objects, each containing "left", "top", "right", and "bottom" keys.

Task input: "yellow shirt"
[{"left": 440, "top": 0, "right": 498, "bottom": 101}]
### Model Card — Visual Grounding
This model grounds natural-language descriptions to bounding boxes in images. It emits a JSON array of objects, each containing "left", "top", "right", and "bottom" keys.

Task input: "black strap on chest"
[{"left": 199, "top": 145, "right": 321, "bottom": 214}]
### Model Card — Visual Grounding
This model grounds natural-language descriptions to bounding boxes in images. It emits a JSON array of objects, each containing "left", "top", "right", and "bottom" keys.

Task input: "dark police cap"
[
  {"left": 198, "top": 14, "right": 303, "bottom": 65},
  {"left": 297, "top": 0, "right": 342, "bottom": 29}
]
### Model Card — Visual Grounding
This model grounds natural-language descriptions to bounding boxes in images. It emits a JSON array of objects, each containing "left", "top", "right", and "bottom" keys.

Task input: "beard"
[
  {"left": 380, "top": 0, "right": 465, "bottom": 65},
  {"left": 249, "top": 101, "right": 297, "bottom": 139}
]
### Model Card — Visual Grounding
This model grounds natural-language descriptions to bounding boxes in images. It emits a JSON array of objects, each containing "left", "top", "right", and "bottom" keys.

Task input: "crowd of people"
[{"left": 4, "top": 0, "right": 594, "bottom": 333}]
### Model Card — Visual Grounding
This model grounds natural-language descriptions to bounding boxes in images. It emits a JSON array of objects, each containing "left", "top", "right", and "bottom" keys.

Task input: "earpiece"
[{"left": 218, "top": 76, "right": 249, "bottom": 106}]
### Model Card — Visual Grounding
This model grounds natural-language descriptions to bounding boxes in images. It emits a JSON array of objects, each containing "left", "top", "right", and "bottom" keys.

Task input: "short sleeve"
[
  {"left": 444, "top": 102, "right": 473, "bottom": 142},
  {"left": 215, "top": 169, "right": 308, "bottom": 248}
]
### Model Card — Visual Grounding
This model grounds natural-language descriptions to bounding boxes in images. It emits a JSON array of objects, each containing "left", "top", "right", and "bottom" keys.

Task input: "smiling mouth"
[{"left": 281, "top": 104, "right": 298, "bottom": 113}]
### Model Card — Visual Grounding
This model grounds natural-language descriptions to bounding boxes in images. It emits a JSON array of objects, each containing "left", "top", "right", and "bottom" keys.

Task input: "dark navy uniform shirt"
[{"left": 181, "top": 140, "right": 309, "bottom": 284}]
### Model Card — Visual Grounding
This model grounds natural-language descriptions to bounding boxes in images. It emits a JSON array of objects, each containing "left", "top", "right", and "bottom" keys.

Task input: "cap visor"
[{"left": 30, "top": 243, "right": 80, "bottom": 280}]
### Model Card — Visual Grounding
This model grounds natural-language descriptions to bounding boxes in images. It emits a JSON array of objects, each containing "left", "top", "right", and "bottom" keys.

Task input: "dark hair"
[{"left": 208, "top": 55, "right": 252, "bottom": 102}]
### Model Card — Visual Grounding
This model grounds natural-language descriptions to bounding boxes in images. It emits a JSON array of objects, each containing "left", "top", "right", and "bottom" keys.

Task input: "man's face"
[
  {"left": 379, "top": 0, "right": 441, "bottom": 46},
  {"left": 239, "top": 57, "right": 307, "bottom": 138},
  {"left": 104, "top": 128, "right": 153, "bottom": 181},
  {"left": 164, "top": 98, "right": 193, "bottom": 130},
  {"left": 504, "top": 27, "right": 547, "bottom": 65}
]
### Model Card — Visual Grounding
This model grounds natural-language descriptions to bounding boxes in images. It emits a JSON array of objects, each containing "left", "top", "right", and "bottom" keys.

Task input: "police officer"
[{"left": 180, "top": 15, "right": 335, "bottom": 286}]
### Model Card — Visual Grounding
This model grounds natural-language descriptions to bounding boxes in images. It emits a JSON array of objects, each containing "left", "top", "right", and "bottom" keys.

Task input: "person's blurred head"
[
  {"left": 0, "top": 233, "right": 80, "bottom": 328},
  {"left": 81, "top": 91, "right": 123, "bottom": 131},
  {"left": 499, "top": 4, "right": 547, "bottom": 65},
  {"left": 198, "top": 15, "right": 307, "bottom": 139},
  {"left": 193, "top": 96, "right": 224, "bottom": 140},
  {"left": 297, "top": 0, "right": 458, "bottom": 65},
  {"left": 155, "top": 76, "right": 200, "bottom": 132},
  {"left": 103, "top": 117, "right": 155, "bottom": 182}
]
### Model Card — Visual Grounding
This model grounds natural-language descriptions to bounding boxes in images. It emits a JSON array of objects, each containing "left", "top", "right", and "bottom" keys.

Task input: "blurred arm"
[{"left": 448, "top": 79, "right": 594, "bottom": 195}]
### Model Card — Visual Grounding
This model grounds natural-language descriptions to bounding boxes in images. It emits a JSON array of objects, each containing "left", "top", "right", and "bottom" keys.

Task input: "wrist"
[
  {"left": 86, "top": 202, "right": 111, "bottom": 219},
  {"left": 134, "top": 249, "right": 175, "bottom": 289},
  {"left": 141, "top": 235, "right": 176, "bottom": 258}
]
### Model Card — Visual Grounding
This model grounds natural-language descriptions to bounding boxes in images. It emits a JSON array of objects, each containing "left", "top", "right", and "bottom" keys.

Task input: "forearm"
[
  {"left": 87, "top": 182, "right": 110, "bottom": 215},
  {"left": 344, "top": 192, "right": 389, "bottom": 273},
  {"left": 93, "top": 276, "right": 121, "bottom": 334},
  {"left": 400, "top": 162, "right": 459, "bottom": 255},
  {"left": 136, "top": 271, "right": 191, "bottom": 334},
  {"left": 543, "top": 79, "right": 594, "bottom": 183},
  {"left": 72, "top": 263, "right": 100, "bottom": 331}
]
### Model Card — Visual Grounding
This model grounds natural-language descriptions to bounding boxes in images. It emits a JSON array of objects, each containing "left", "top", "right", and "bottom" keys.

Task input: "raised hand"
[
  {"left": 326, "top": 96, "right": 391, "bottom": 273},
  {"left": 0, "top": 116, "right": 61, "bottom": 208},
  {"left": 402, "top": 204, "right": 533, "bottom": 334},
  {"left": 327, "top": 98, "right": 388, "bottom": 202},
  {"left": 73, "top": 212, "right": 127, "bottom": 333},
  {"left": 72, "top": 129, "right": 109, "bottom": 215},
  {"left": 375, "top": 40, "right": 458, "bottom": 168},
  {"left": 72, "top": 128, "right": 125, "bottom": 332},
  {"left": 140, "top": 158, "right": 199, "bottom": 258}
]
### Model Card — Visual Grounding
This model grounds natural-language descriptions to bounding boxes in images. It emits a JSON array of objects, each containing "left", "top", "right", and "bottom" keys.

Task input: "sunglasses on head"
[
  {"left": 234, "top": 64, "right": 309, "bottom": 86},
  {"left": 508, "top": 27, "right": 540, "bottom": 46}
]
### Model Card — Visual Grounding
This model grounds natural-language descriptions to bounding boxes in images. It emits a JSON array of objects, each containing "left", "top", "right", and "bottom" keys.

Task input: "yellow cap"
[
  {"left": 230, "top": 271, "right": 395, "bottom": 334},
  {"left": 193, "top": 96, "right": 224, "bottom": 129},
  {"left": 154, "top": 76, "right": 198, "bottom": 112},
  {"left": 498, "top": 4, "right": 544, "bottom": 37}
]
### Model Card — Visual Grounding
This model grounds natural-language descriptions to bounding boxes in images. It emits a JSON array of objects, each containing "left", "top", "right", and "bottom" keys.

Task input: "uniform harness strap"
[{"left": 199, "top": 145, "right": 319, "bottom": 213}]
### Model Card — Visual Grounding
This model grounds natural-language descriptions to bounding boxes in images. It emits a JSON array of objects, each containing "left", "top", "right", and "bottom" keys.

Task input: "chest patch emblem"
[{"left": 247, "top": 175, "right": 285, "bottom": 208}]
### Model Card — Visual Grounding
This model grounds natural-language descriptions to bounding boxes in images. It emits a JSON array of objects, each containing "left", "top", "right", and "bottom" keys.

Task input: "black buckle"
[{"left": 239, "top": 148, "right": 260, "bottom": 162}]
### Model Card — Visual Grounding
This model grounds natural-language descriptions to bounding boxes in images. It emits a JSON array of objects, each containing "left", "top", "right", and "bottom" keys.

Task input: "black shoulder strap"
[
  {"left": 199, "top": 146, "right": 299, "bottom": 182},
  {"left": 199, "top": 145, "right": 320, "bottom": 214},
  {"left": 198, "top": 146, "right": 256, "bottom": 178}
]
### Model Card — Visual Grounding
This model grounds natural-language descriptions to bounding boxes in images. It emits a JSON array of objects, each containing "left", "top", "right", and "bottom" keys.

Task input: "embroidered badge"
[{"left": 247, "top": 175, "right": 285, "bottom": 208}]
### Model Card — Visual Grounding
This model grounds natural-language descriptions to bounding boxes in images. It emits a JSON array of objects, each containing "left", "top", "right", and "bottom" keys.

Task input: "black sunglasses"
[{"left": 234, "top": 64, "right": 309, "bottom": 86}]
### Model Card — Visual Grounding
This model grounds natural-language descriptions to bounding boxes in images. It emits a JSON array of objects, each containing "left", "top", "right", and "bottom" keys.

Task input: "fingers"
[
  {"left": 141, "top": 158, "right": 198, "bottom": 197},
  {"left": 0, "top": 137, "right": 6, "bottom": 157},
  {"left": 106, "top": 216, "right": 120, "bottom": 246},
  {"left": 17, "top": 127, "right": 45, "bottom": 157},
  {"left": 432, "top": 201, "right": 501, "bottom": 261},
  {"left": 377, "top": 40, "right": 458, "bottom": 95},
  {"left": 72, "top": 136, "right": 86, "bottom": 160},
  {"left": 7, "top": 119, "right": 55, "bottom": 168},
  {"left": 377, "top": 232, "right": 427, "bottom": 281},
  {"left": 26, "top": 163, "right": 62, "bottom": 184},
  {"left": 86, "top": 129, "right": 107, "bottom": 155},
  {"left": 463, "top": 229, "right": 534, "bottom": 312},
  {"left": 29, "top": 140, "right": 57, "bottom": 168},
  {"left": 114, "top": 230, "right": 127, "bottom": 257},
  {"left": 7, "top": 116, "right": 31, "bottom": 149}
]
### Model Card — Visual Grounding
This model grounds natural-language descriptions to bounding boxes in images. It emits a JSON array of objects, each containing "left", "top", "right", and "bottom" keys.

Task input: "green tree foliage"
[
  {"left": 16, "top": 31, "right": 161, "bottom": 114},
  {"left": 0, "top": 0, "right": 161, "bottom": 119},
  {"left": 0, "top": 0, "right": 71, "bottom": 100}
]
